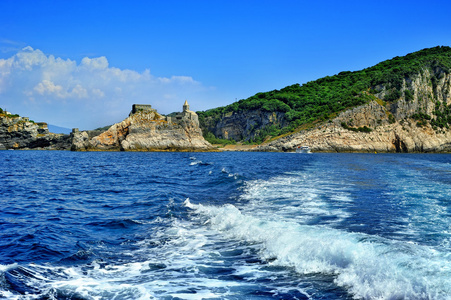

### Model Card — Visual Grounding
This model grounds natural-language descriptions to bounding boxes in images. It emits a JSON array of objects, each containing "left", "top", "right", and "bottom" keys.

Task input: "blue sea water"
[{"left": 1, "top": 151, "right": 451, "bottom": 299}]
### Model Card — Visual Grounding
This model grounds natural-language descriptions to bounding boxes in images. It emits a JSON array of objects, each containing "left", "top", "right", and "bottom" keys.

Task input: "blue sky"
[{"left": 1, "top": 0, "right": 450, "bottom": 129}]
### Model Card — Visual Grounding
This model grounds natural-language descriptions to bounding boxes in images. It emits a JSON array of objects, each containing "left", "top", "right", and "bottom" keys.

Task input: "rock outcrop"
[
  {"left": 71, "top": 102, "right": 214, "bottom": 151},
  {"left": 0, "top": 113, "right": 70, "bottom": 150},
  {"left": 257, "top": 67, "right": 451, "bottom": 153},
  {"left": 201, "top": 109, "right": 287, "bottom": 141},
  {"left": 257, "top": 106, "right": 451, "bottom": 153}
]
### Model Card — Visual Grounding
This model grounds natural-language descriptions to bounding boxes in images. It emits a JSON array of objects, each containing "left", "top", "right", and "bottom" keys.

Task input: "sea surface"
[{"left": 1, "top": 151, "right": 451, "bottom": 299}]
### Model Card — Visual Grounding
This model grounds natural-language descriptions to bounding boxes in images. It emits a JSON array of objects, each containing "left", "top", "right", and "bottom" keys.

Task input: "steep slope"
[
  {"left": 0, "top": 110, "right": 70, "bottom": 150},
  {"left": 260, "top": 51, "right": 451, "bottom": 152},
  {"left": 198, "top": 46, "right": 451, "bottom": 151}
]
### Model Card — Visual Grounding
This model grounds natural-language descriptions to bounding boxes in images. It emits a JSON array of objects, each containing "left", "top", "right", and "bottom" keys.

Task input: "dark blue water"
[{"left": 1, "top": 151, "right": 451, "bottom": 299}]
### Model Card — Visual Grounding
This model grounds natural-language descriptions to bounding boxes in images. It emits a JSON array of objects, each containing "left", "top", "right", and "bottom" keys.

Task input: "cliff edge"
[
  {"left": 199, "top": 46, "right": 451, "bottom": 152},
  {"left": 71, "top": 101, "right": 214, "bottom": 151},
  {"left": 0, "top": 110, "right": 70, "bottom": 150},
  {"left": 258, "top": 67, "right": 451, "bottom": 152}
]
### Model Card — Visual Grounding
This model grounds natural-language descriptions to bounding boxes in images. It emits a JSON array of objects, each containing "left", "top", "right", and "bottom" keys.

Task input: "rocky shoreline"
[
  {"left": 4, "top": 68, "right": 451, "bottom": 154},
  {"left": 0, "top": 113, "right": 70, "bottom": 151},
  {"left": 3, "top": 103, "right": 451, "bottom": 153},
  {"left": 256, "top": 100, "right": 451, "bottom": 153},
  {"left": 71, "top": 102, "right": 215, "bottom": 152},
  {"left": 1, "top": 102, "right": 215, "bottom": 152}
]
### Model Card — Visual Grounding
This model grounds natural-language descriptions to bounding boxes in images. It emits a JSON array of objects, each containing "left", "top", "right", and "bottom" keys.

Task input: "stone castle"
[
  {"left": 129, "top": 100, "right": 199, "bottom": 127},
  {"left": 71, "top": 100, "right": 212, "bottom": 151}
]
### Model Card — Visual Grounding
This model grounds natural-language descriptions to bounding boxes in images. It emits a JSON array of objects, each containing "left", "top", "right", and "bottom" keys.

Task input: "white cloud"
[
  {"left": 14, "top": 46, "right": 48, "bottom": 70},
  {"left": 80, "top": 56, "right": 109, "bottom": 70},
  {"left": 34, "top": 80, "right": 65, "bottom": 98},
  {"left": 0, "top": 46, "right": 212, "bottom": 129}
]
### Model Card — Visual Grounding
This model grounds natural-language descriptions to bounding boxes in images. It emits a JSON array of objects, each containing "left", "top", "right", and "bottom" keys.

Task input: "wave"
[
  {"left": 185, "top": 199, "right": 451, "bottom": 299},
  {"left": 86, "top": 218, "right": 144, "bottom": 229}
]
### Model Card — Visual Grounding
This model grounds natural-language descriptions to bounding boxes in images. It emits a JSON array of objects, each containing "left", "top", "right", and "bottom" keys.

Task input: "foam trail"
[
  {"left": 0, "top": 264, "right": 20, "bottom": 299},
  {"left": 185, "top": 199, "right": 451, "bottom": 299}
]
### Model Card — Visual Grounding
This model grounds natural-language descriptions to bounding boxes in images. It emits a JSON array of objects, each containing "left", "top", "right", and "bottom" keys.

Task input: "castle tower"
[{"left": 183, "top": 100, "right": 189, "bottom": 112}]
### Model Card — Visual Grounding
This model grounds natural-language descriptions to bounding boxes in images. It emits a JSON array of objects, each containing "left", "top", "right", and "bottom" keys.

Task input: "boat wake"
[{"left": 185, "top": 199, "right": 451, "bottom": 299}]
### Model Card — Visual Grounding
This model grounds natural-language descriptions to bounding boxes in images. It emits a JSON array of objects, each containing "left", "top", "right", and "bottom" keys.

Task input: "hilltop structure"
[
  {"left": 129, "top": 101, "right": 199, "bottom": 127},
  {"left": 71, "top": 100, "right": 213, "bottom": 151},
  {"left": 166, "top": 100, "right": 199, "bottom": 127},
  {"left": 129, "top": 104, "right": 155, "bottom": 116}
]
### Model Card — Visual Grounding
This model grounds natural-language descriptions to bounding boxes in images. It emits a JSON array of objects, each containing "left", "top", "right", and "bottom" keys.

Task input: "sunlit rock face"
[
  {"left": 71, "top": 102, "right": 214, "bottom": 152},
  {"left": 258, "top": 70, "right": 451, "bottom": 153}
]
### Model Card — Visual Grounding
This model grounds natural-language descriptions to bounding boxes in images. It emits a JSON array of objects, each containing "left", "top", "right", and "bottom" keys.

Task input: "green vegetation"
[
  {"left": 404, "top": 90, "right": 414, "bottom": 101},
  {"left": 203, "top": 132, "right": 236, "bottom": 145},
  {"left": 5, "top": 113, "right": 20, "bottom": 118},
  {"left": 94, "top": 125, "right": 112, "bottom": 131},
  {"left": 198, "top": 46, "right": 451, "bottom": 141},
  {"left": 0, "top": 108, "right": 20, "bottom": 118},
  {"left": 341, "top": 122, "right": 372, "bottom": 133},
  {"left": 388, "top": 113, "right": 396, "bottom": 124},
  {"left": 430, "top": 101, "right": 451, "bottom": 129}
]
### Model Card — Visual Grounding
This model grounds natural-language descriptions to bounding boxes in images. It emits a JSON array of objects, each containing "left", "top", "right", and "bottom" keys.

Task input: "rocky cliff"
[
  {"left": 71, "top": 104, "right": 214, "bottom": 151},
  {"left": 200, "top": 109, "right": 287, "bottom": 142},
  {"left": 258, "top": 68, "right": 451, "bottom": 152},
  {"left": 0, "top": 113, "right": 70, "bottom": 150}
]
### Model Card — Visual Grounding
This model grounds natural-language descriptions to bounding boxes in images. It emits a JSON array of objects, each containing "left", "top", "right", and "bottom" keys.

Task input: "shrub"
[
  {"left": 404, "top": 90, "right": 414, "bottom": 101},
  {"left": 385, "top": 89, "right": 402, "bottom": 101},
  {"left": 388, "top": 113, "right": 396, "bottom": 124},
  {"left": 203, "top": 131, "right": 236, "bottom": 145},
  {"left": 341, "top": 122, "right": 372, "bottom": 133}
]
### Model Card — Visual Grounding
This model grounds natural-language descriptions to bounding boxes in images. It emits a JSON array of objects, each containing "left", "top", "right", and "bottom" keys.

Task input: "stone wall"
[{"left": 130, "top": 104, "right": 155, "bottom": 116}]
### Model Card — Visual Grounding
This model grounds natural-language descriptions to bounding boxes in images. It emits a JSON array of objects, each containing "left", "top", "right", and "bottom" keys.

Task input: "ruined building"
[{"left": 129, "top": 100, "right": 199, "bottom": 127}]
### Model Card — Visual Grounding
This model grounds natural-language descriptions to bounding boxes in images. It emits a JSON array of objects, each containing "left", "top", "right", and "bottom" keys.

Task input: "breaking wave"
[{"left": 185, "top": 199, "right": 451, "bottom": 299}]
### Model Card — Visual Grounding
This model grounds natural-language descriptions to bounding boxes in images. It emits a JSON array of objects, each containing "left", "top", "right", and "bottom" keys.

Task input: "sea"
[{"left": 1, "top": 151, "right": 451, "bottom": 300}]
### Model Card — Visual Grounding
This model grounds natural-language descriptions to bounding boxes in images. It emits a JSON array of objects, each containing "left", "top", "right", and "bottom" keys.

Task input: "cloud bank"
[{"left": 0, "top": 47, "right": 210, "bottom": 129}]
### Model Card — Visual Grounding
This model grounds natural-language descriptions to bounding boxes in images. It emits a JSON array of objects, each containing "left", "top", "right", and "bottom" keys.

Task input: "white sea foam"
[
  {"left": 237, "top": 172, "right": 352, "bottom": 225},
  {"left": 185, "top": 199, "right": 451, "bottom": 299},
  {"left": 6, "top": 213, "right": 269, "bottom": 299},
  {"left": 0, "top": 263, "right": 18, "bottom": 272},
  {"left": 0, "top": 264, "right": 20, "bottom": 300}
]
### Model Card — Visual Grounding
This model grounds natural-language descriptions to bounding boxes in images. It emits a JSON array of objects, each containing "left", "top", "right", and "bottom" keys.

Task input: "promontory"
[
  {"left": 71, "top": 101, "right": 214, "bottom": 151},
  {"left": 199, "top": 46, "right": 451, "bottom": 153},
  {"left": 0, "top": 108, "right": 70, "bottom": 150}
]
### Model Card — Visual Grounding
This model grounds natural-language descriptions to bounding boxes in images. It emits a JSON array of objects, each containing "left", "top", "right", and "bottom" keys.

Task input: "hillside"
[{"left": 198, "top": 46, "right": 451, "bottom": 147}]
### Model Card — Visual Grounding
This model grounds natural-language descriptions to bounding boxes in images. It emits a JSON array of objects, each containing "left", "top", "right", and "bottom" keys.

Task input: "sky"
[{"left": 1, "top": 0, "right": 451, "bottom": 130}]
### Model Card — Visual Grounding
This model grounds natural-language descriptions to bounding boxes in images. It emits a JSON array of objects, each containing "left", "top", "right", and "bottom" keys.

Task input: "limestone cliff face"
[
  {"left": 258, "top": 69, "right": 451, "bottom": 152},
  {"left": 377, "top": 68, "right": 451, "bottom": 120},
  {"left": 258, "top": 106, "right": 451, "bottom": 152},
  {"left": 0, "top": 114, "right": 70, "bottom": 150},
  {"left": 201, "top": 109, "right": 287, "bottom": 141},
  {"left": 71, "top": 108, "right": 214, "bottom": 151}
]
